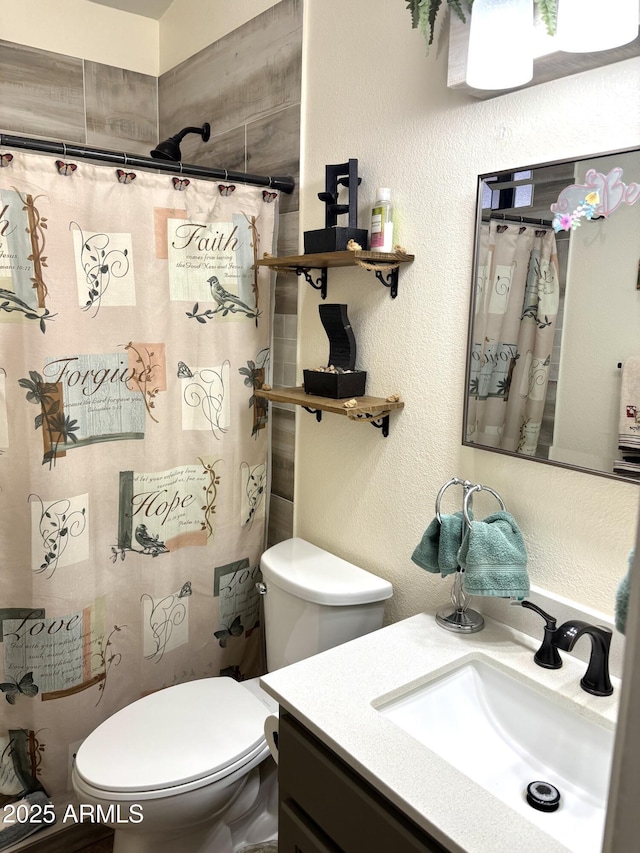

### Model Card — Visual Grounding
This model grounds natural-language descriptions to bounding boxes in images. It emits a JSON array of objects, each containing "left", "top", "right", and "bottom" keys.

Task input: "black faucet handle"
[{"left": 521, "top": 600, "right": 562, "bottom": 670}]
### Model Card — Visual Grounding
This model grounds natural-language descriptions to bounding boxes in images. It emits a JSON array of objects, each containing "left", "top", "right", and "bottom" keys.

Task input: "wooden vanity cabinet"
[{"left": 277, "top": 712, "right": 450, "bottom": 853}]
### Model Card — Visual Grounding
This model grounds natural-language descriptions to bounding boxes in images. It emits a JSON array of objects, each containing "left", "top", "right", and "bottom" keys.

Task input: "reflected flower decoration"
[{"left": 553, "top": 191, "right": 600, "bottom": 232}]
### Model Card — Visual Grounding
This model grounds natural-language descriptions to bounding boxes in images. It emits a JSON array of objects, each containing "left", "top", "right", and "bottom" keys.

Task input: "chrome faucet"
[
  {"left": 553, "top": 620, "right": 613, "bottom": 697},
  {"left": 520, "top": 601, "right": 613, "bottom": 697}
]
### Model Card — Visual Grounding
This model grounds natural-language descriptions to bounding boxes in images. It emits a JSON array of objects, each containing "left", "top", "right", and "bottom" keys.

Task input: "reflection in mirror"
[{"left": 464, "top": 148, "right": 640, "bottom": 482}]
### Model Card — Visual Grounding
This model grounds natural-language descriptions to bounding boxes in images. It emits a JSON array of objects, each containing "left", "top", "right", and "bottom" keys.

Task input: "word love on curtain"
[
  {"left": 0, "top": 149, "right": 278, "bottom": 799},
  {"left": 467, "top": 220, "right": 560, "bottom": 456}
]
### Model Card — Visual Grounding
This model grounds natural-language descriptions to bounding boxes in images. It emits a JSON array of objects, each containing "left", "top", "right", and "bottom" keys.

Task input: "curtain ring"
[
  {"left": 123, "top": 153, "right": 128, "bottom": 166},
  {"left": 62, "top": 143, "right": 67, "bottom": 158},
  {"left": 179, "top": 161, "right": 183, "bottom": 174},
  {"left": 268, "top": 176, "right": 273, "bottom": 188}
]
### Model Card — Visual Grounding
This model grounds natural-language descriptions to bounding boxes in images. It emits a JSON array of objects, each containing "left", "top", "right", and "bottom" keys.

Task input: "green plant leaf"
[
  {"left": 405, "top": 0, "right": 421, "bottom": 28},
  {"left": 447, "top": 0, "right": 470, "bottom": 24},
  {"left": 413, "top": 0, "right": 473, "bottom": 52},
  {"left": 534, "top": 0, "right": 556, "bottom": 35},
  {"left": 423, "top": 0, "right": 438, "bottom": 45}
]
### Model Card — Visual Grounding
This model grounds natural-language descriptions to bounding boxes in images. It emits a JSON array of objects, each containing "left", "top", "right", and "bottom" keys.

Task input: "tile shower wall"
[
  {"left": 0, "top": 40, "right": 158, "bottom": 155},
  {"left": 0, "top": 0, "right": 301, "bottom": 547}
]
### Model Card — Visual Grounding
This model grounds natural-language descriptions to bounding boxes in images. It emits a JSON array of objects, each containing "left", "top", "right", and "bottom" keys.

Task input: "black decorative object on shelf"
[
  {"left": 304, "top": 304, "right": 367, "bottom": 399},
  {"left": 304, "top": 159, "right": 368, "bottom": 254}
]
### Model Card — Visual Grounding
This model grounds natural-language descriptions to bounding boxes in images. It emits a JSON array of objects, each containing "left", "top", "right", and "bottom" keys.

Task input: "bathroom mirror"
[{"left": 463, "top": 147, "right": 640, "bottom": 482}]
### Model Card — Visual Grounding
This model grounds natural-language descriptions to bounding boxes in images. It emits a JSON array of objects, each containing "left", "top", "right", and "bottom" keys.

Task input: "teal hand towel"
[
  {"left": 458, "top": 510, "right": 530, "bottom": 598},
  {"left": 615, "top": 549, "right": 634, "bottom": 635},
  {"left": 411, "top": 512, "right": 464, "bottom": 578}
]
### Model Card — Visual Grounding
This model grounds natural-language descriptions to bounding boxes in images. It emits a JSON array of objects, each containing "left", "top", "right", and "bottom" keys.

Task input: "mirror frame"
[{"left": 462, "top": 146, "right": 640, "bottom": 484}]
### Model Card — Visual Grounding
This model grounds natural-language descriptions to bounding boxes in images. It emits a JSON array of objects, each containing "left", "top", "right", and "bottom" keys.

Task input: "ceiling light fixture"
[
  {"left": 556, "top": 0, "right": 639, "bottom": 53},
  {"left": 465, "top": 0, "right": 534, "bottom": 91}
]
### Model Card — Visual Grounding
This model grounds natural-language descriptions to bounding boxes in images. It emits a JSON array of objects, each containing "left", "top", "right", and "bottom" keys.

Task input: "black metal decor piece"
[
  {"left": 304, "top": 159, "right": 368, "bottom": 253},
  {"left": 303, "top": 304, "right": 366, "bottom": 398},
  {"left": 321, "top": 303, "right": 357, "bottom": 370}
]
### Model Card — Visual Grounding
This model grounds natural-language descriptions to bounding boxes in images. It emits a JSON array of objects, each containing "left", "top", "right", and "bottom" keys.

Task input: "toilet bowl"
[
  {"left": 72, "top": 538, "right": 393, "bottom": 852},
  {"left": 72, "top": 677, "right": 278, "bottom": 853}
]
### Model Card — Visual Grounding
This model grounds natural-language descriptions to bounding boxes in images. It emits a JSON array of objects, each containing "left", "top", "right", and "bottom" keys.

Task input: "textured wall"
[
  {"left": 0, "top": 0, "right": 158, "bottom": 75},
  {"left": 296, "top": 0, "right": 640, "bottom": 623}
]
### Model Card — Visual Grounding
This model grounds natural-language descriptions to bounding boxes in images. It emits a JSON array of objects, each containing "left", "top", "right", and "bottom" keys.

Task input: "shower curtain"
[
  {"left": 0, "top": 149, "right": 278, "bottom": 799},
  {"left": 467, "top": 220, "right": 559, "bottom": 455}
]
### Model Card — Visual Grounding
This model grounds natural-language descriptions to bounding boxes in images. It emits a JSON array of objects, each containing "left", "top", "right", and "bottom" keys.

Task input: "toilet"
[{"left": 72, "top": 538, "right": 393, "bottom": 853}]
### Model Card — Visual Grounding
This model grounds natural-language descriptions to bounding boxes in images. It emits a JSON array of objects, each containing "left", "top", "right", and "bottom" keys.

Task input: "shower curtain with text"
[
  {"left": 0, "top": 149, "right": 278, "bottom": 798},
  {"left": 467, "top": 221, "right": 559, "bottom": 455}
]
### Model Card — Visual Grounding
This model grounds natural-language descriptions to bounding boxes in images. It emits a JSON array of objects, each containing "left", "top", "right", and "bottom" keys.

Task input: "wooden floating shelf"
[
  {"left": 258, "top": 386, "right": 404, "bottom": 438},
  {"left": 256, "top": 249, "right": 414, "bottom": 270},
  {"left": 256, "top": 250, "right": 414, "bottom": 299}
]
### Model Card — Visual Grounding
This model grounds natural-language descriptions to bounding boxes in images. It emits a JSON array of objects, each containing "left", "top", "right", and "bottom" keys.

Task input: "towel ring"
[
  {"left": 462, "top": 484, "right": 505, "bottom": 527},
  {"left": 435, "top": 477, "right": 473, "bottom": 523}
]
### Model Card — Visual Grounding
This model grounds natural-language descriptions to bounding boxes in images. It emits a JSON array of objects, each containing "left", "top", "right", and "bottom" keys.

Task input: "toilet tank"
[{"left": 259, "top": 538, "right": 393, "bottom": 671}]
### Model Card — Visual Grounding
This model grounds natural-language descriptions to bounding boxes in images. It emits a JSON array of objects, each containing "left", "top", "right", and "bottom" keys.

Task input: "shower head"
[{"left": 150, "top": 123, "right": 211, "bottom": 161}]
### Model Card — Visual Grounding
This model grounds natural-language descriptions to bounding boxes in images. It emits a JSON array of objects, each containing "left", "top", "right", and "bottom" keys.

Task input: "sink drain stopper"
[{"left": 526, "top": 781, "right": 561, "bottom": 812}]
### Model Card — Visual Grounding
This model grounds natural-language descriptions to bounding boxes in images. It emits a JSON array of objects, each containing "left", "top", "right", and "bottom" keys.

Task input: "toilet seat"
[{"left": 74, "top": 678, "right": 269, "bottom": 794}]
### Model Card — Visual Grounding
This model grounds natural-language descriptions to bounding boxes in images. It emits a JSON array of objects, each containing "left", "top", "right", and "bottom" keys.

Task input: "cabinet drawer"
[
  {"left": 278, "top": 713, "right": 449, "bottom": 853},
  {"left": 279, "top": 799, "right": 342, "bottom": 853}
]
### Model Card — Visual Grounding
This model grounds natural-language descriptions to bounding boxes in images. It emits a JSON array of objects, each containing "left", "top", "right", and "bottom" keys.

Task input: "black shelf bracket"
[
  {"left": 371, "top": 415, "right": 390, "bottom": 437},
  {"left": 350, "top": 412, "right": 391, "bottom": 437},
  {"left": 373, "top": 266, "right": 399, "bottom": 299},
  {"left": 301, "top": 406, "right": 392, "bottom": 436},
  {"left": 295, "top": 267, "right": 327, "bottom": 300},
  {"left": 302, "top": 406, "right": 323, "bottom": 422},
  {"left": 354, "top": 414, "right": 389, "bottom": 438}
]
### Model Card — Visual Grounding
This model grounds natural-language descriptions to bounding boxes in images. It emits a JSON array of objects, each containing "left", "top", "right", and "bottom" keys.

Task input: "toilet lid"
[
  {"left": 74, "top": 678, "right": 268, "bottom": 792},
  {"left": 261, "top": 537, "right": 393, "bottom": 605}
]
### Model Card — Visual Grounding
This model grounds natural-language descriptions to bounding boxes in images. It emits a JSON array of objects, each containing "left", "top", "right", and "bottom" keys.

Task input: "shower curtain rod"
[
  {"left": 0, "top": 133, "right": 295, "bottom": 194},
  {"left": 484, "top": 212, "right": 553, "bottom": 227}
]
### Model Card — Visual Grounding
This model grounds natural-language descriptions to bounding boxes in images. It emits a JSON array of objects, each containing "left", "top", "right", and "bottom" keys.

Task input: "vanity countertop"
[{"left": 260, "top": 611, "right": 618, "bottom": 853}]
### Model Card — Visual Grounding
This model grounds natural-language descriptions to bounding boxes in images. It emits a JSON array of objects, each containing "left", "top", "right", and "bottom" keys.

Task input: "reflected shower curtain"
[
  {"left": 467, "top": 221, "right": 559, "bottom": 455},
  {"left": 0, "top": 149, "right": 278, "bottom": 798}
]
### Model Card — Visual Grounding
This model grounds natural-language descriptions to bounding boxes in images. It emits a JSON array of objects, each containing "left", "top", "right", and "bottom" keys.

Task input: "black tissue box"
[
  {"left": 303, "top": 369, "right": 367, "bottom": 399},
  {"left": 303, "top": 227, "right": 368, "bottom": 254}
]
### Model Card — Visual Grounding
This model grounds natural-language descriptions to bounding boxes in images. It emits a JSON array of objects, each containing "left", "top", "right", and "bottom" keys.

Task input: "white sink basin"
[{"left": 373, "top": 654, "right": 614, "bottom": 853}]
